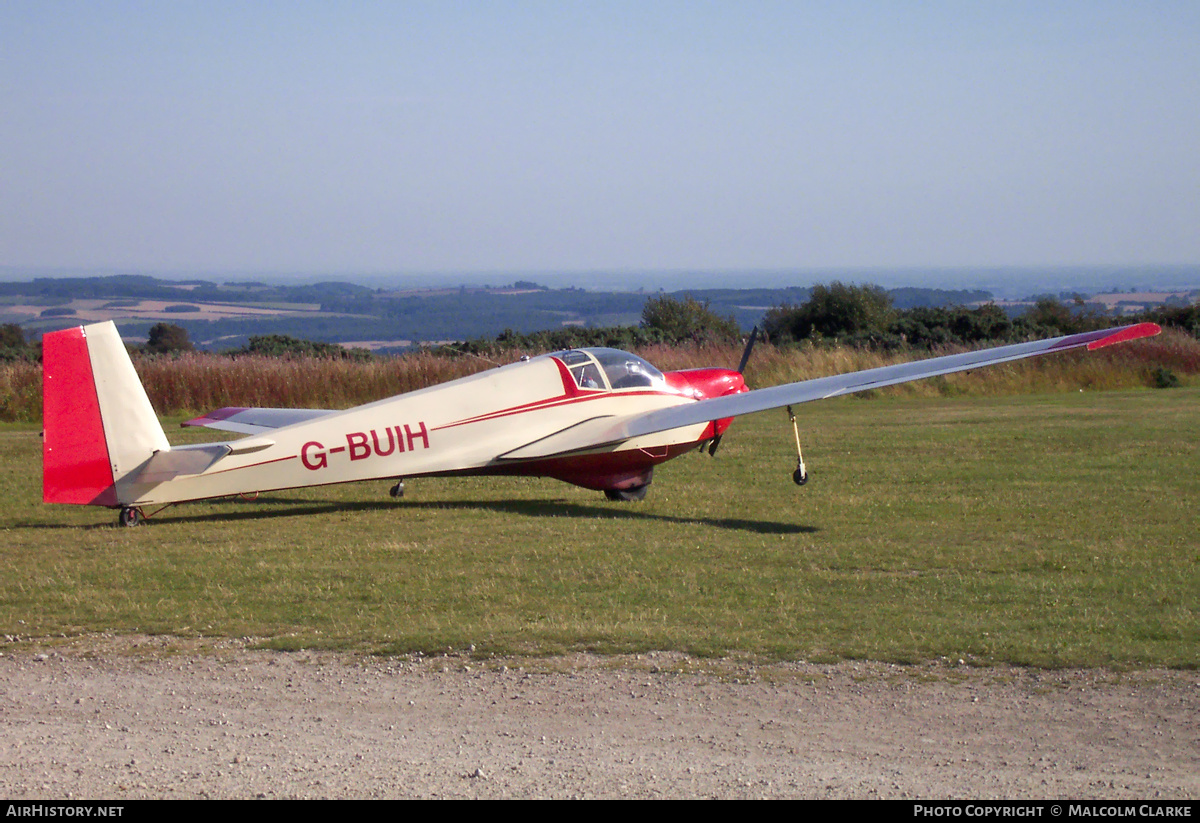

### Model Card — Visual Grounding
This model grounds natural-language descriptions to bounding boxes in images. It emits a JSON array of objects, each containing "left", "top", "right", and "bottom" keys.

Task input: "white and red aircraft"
[{"left": 42, "top": 319, "right": 1160, "bottom": 526}]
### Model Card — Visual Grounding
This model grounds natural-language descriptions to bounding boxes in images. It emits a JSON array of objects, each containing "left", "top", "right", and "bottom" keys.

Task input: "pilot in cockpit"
[{"left": 575, "top": 364, "right": 602, "bottom": 389}]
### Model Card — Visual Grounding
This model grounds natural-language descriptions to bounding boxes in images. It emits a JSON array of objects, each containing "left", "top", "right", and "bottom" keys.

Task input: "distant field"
[
  {"left": 1, "top": 388, "right": 1194, "bottom": 668},
  {"left": 7, "top": 298, "right": 344, "bottom": 324}
]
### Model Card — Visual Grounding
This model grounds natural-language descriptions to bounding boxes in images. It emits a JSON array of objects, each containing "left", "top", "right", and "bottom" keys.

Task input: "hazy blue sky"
[{"left": 3, "top": 1, "right": 1198, "bottom": 277}]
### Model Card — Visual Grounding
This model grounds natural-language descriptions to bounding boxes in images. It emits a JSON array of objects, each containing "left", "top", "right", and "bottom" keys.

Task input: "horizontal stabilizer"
[
  {"left": 128, "top": 444, "right": 232, "bottom": 484},
  {"left": 127, "top": 435, "right": 275, "bottom": 484}
]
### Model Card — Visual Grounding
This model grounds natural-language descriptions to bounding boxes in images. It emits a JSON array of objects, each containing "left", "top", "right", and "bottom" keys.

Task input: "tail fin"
[{"left": 43, "top": 321, "right": 168, "bottom": 505}]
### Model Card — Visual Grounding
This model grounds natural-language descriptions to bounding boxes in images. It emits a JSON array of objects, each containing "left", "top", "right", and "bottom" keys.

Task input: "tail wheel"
[{"left": 118, "top": 507, "right": 143, "bottom": 527}]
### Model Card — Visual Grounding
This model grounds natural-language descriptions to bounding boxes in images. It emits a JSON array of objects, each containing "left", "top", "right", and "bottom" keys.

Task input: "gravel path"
[{"left": 1, "top": 638, "right": 1196, "bottom": 799}]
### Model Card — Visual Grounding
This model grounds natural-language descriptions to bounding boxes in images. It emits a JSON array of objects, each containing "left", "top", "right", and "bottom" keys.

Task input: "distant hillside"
[{"left": 3, "top": 272, "right": 1189, "bottom": 350}]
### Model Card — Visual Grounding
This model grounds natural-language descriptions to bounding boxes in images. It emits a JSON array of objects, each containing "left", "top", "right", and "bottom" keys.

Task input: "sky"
[{"left": 2, "top": 1, "right": 1198, "bottom": 280}]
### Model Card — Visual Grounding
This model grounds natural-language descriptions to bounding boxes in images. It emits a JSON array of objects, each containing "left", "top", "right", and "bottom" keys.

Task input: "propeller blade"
[
  {"left": 736, "top": 326, "right": 759, "bottom": 375},
  {"left": 709, "top": 327, "right": 759, "bottom": 457}
]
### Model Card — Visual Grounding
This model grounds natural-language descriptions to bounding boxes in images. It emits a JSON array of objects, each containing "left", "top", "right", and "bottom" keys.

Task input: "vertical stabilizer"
[{"left": 43, "top": 322, "right": 169, "bottom": 505}]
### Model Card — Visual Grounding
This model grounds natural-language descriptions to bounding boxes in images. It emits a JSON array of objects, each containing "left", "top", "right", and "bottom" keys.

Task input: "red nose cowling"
[{"left": 662, "top": 368, "right": 747, "bottom": 438}]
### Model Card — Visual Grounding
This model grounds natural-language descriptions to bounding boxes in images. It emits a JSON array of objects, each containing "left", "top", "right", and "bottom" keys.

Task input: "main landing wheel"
[
  {"left": 118, "top": 507, "right": 144, "bottom": 527},
  {"left": 604, "top": 484, "right": 649, "bottom": 502}
]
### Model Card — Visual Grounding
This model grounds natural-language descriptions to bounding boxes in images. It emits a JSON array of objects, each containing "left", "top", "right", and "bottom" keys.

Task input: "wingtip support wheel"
[
  {"left": 118, "top": 506, "right": 144, "bottom": 527},
  {"left": 787, "top": 405, "right": 809, "bottom": 487},
  {"left": 389, "top": 481, "right": 405, "bottom": 499}
]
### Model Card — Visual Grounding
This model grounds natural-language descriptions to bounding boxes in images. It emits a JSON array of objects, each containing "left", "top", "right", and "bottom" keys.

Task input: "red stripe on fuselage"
[
  {"left": 200, "top": 454, "right": 299, "bottom": 477},
  {"left": 434, "top": 357, "right": 695, "bottom": 432},
  {"left": 433, "top": 390, "right": 609, "bottom": 431},
  {"left": 433, "top": 388, "right": 684, "bottom": 432}
]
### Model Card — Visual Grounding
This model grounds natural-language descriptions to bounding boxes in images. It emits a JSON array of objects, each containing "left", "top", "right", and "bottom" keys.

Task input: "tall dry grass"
[
  {"left": 635, "top": 328, "right": 1196, "bottom": 398},
  {"left": 1, "top": 329, "right": 1194, "bottom": 423},
  {"left": 132, "top": 351, "right": 491, "bottom": 415},
  {"left": 0, "top": 360, "right": 41, "bottom": 423}
]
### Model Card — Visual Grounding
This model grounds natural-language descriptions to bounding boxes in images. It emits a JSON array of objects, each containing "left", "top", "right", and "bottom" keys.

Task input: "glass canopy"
[{"left": 550, "top": 348, "right": 667, "bottom": 391}]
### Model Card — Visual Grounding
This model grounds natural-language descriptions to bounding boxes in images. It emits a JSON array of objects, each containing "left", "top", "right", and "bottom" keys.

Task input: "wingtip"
[
  {"left": 181, "top": 407, "right": 250, "bottom": 428},
  {"left": 1086, "top": 322, "right": 1162, "bottom": 351}
]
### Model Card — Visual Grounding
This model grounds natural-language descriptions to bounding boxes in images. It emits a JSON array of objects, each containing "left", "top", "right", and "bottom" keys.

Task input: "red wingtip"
[
  {"left": 1086, "top": 322, "right": 1162, "bottom": 351},
  {"left": 181, "top": 407, "right": 250, "bottom": 428}
]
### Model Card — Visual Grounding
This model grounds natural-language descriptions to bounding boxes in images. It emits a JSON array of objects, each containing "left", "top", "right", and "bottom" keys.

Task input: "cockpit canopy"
[{"left": 550, "top": 348, "right": 667, "bottom": 391}]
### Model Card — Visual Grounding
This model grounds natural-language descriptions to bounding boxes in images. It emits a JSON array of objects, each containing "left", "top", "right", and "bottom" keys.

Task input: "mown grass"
[{"left": 1, "top": 388, "right": 1195, "bottom": 668}]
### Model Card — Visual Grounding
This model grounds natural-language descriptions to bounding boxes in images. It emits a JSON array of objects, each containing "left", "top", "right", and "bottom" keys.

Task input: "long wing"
[
  {"left": 501, "top": 322, "right": 1161, "bottom": 460},
  {"left": 182, "top": 407, "right": 332, "bottom": 435}
]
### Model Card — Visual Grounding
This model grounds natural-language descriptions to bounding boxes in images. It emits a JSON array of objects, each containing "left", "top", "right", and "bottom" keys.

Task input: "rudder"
[{"left": 42, "top": 322, "right": 168, "bottom": 506}]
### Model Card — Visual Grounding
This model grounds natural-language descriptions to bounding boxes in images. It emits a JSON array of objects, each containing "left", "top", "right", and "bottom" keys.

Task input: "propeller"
[
  {"left": 707, "top": 326, "right": 758, "bottom": 456},
  {"left": 735, "top": 324, "right": 759, "bottom": 375}
]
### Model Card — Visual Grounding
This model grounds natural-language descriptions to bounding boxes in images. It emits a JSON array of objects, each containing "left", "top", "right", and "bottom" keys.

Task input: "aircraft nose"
[{"left": 664, "top": 368, "right": 747, "bottom": 400}]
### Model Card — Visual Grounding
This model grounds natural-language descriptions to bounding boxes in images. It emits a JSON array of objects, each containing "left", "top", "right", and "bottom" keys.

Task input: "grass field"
[{"left": 1, "top": 388, "right": 1195, "bottom": 668}]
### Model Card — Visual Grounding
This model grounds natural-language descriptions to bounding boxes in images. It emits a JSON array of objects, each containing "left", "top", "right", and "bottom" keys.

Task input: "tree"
[
  {"left": 146, "top": 323, "right": 194, "bottom": 354},
  {"left": 238, "top": 334, "right": 370, "bottom": 360},
  {"left": 764, "top": 282, "right": 895, "bottom": 343},
  {"left": 640, "top": 295, "right": 740, "bottom": 344},
  {"left": 0, "top": 324, "right": 25, "bottom": 350},
  {"left": 0, "top": 323, "right": 34, "bottom": 361},
  {"left": 1021, "top": 298, "right": 1081, "bottom": 334}
]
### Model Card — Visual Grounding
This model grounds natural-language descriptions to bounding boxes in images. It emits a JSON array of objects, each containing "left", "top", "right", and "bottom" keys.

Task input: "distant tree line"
[
  {"left": 231, "top": 334, "right": 371, "bottom": 361},
  {"left": 130, "top": 296, "right": 1198, "bottom": 363},
  {"left": 456, "top": 295, "right": 741, "bottom": 355},
  {"left": 762, "top": 282, "right": 1200, "bottom": 350},
  {"left": 138, "top": 325, "right": 370, "bottom": 361},
  {"left": 2, "top": 273, "right": 1011, "bottom": 348},
  {"left": 4, "top": 285, "right": 1196, "bottom": 366}
]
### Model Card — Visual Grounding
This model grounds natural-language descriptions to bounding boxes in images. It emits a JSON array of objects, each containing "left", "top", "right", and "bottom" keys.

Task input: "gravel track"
[{"left": 1, "top": 638, "right": 1196, "bottom": 799}]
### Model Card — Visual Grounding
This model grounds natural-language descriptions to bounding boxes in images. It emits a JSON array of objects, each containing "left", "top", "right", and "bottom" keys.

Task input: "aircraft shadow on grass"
[{"left": 23, "top": 495, "right": 817, "bottom": 535}]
